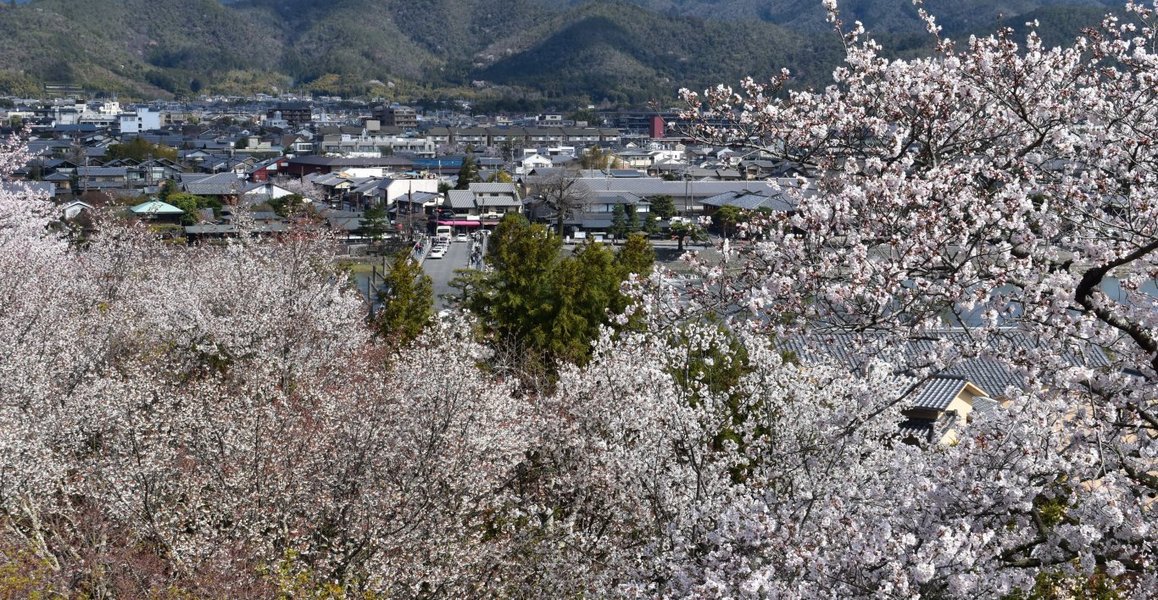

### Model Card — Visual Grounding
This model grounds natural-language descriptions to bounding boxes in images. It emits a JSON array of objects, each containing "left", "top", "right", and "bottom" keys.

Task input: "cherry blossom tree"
[
  {"left": 0, "top": 136, "right": 530, "bottom": 595},
  {"left": 668, "top": 0, "right": 1158, "bottom": 594}
]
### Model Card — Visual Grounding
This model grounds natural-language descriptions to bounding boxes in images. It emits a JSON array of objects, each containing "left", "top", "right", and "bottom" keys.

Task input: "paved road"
[{"left": 421, "top": 239, "right": 475, "bottom": 309}]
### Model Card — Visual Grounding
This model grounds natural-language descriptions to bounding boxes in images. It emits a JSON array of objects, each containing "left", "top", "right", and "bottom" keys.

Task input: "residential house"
[
  {"left": 436, "top": 183, "right": 523, "bottom": 229},
  {"left": 60, "top": 200, "right": 94, "bottom": 221},
  {"left": 181, "top": 172, "right": 249, "bottom": 204},
  {"left": 280, "top": 134, "right": 314, "bottom": 154},
  {"left": 0, "top": 181, "right": 56, "bottom": 199},
  {"left": 284, "top": 156, "right": 415, "bottom": 178},
  {"left": 248, "top": 157, "right": 290, "bottom": 183},
  {"left": 616, "top": 149, "right": 658, "bottom": 169},
  {"left": 518, "top": 153, "right": 553, "bottom": 174},
  {"left": 699, "top": 188, "right": 797, "bottom": 216},
  {"left": 240, "top": 181, "right": 299, "bottom": 207},
  {"left": 129, "top": 199, "right": 185, "bottom": 224},
  {"left": 898, "top": 376, "right": 1000, "bottom": 445},
  {"left": 75, "top": 166, "right": 128, "bottom": 192},
  {"left": 779, "top": 330, "right": 1108, "bottom": 445},
  {"left": 568, "top": 176, "right": 803, "bottom": 216},
  {"left": 573, "top": 192, "right": 650, "bottom": 237},
  {"left": 425, "top": 127, "right": 452, "bottom": 147}
]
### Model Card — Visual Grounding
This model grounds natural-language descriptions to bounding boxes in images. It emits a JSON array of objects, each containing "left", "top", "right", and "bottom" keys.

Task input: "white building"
[{"left": 118, "top": 108, "right": 162, "bottom": 134}]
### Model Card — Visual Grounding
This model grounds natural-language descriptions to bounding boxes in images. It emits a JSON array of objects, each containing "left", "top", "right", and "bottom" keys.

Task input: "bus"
[{"left": 435, "top": 225, "right": 452, "bottom": 243}]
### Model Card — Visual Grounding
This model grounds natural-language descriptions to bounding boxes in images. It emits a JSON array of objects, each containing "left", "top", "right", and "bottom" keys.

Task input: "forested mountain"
[
  {"left": 0, "top": 0, "right": 1130, "bottom": 104},
  {"left": 608, "top": 0, "right": 1119, "bottom": 35}
]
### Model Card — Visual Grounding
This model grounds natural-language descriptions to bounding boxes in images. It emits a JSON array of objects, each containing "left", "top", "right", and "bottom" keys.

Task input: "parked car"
[{"left": 429, "top": 247, "right": 446, "bottom": 259}]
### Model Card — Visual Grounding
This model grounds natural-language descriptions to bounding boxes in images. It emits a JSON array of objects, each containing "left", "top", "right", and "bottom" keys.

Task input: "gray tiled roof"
[
  {"left": 287, "top": 156, "right": 414, "bottom": 168},
  {"left": 446, "top": 190, "right": 476, "bottom": 210},
  {"left": 0, "top": 182, "right": 55, "bottom": 197},
  {"left": 897, "top": 419, "right": 935, "bottom": 443},
  {"left": 77, "top": 166, "right": 127, "bottom": 177},
  {"left": 468, "top": 182, "right": 518, "bottom": 194},
  {"left": 700, "top": 189, "right": 797, "bottom": 212},
  {"left": 182, "top": 172, "right": 246, "bottom": 196},
  {"left": 780, "top": 329, "right": 1108, "bottom": 401},
  {"left": 591, "top": 192, "right": 646, "bottom": 206},
  {"left": 897, "top": 411, "right": 959, "bottom": 444},
  {"left": 972, "top": 396, "right": 1002, "bottom": 417},
  {"left": 476, "top": 195, "right": 520, "bottom": 207},
  {"left": 573, "top": 177, "right": 801, "bottom": 200},
  {"left": 185, "top": 223, "right": 288, "bottom": 235},
  {"left": 910, "top": 376, "right": 970, "bottom": 411},
  {"left": 351, "top": 179, "right": 386, "bottom": 195}
]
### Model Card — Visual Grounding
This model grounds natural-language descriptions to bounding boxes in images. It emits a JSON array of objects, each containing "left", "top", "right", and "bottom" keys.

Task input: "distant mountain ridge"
[{"left": 0, "top": 0, "right": 1128, "bottom": 105}]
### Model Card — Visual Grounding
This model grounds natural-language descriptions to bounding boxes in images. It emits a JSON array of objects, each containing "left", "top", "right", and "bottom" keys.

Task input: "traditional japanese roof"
[
  {"left": 130, "top": 200, "right": 184, "bottom": 215},
  {"left": 182, "top": 172, "right": 247, "bottom": 196},
  {"left": 898, "top": 411, "right": 958, "bottom": 444},
  {"left": 897, "top": 418, "right": 935, "bottom": 443},
  {"left": 184, "top": 223, "right": 287, "bottom": 235},
  {"left": 573, "top": 177, "right": 804, "bottom": 200},
  {"left": 41, "top": 158, "right": 78, "bottom": 169},
  {"left": 402, "top": 191, "right": 440, "bottom": 204},
  {"left": 590, "top": 192, "right": 647, "bottom": 206},
  {"left": 700, "top": 189, "right": 797, "bottom": 212},
  {"left": 445, "top": 190, "right": 476, "bottom": 210},
  {"left": 476, "top": 195, "right": 520, "bottom": 207},
  {"left": 316, "top": 208, "right": 363, "bottom": 232},
  {"left": 971, "top": 396, "right": 1002, "bottom": 417},
  {"left": 468, "top": 182, "right": 519, "bottom": 194},
  {"left": 311, "top": 174, "right": 348, "bottom": 187},
  {"left": 0, "top": 181, "right": 55, "bottom": 197},
  {"left": 76, "top": 166, "right": 127, "bottom": 177},
  {"left": 286, "top": 155, "right": 414, "bottom": 168},
  {"left": 351, "top": 179, "right": 387, "bottom": 195},
  {"left": 780, "top": 329, "right": 1109, "bottom": 400},
  {"left": 579, "top": 217, "right": 615, "bottom": 229},
  {"left": 910, "top": 376, "right": 974, "bottom": 411}
]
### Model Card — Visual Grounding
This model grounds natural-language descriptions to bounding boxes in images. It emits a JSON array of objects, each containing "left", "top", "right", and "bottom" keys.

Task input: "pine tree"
[
  {"left": 360, "top": 205, "right": 389, "bottom": 242},
  {"left": 610, "top": 204, "right": 627, "bottom": 239}
]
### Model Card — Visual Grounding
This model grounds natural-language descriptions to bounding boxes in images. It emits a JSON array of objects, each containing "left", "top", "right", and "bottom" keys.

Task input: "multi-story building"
[
  {"left": 375, "top": 105, "right": 418, "bottom": 129},
  {"left": 266, "top": 103, "right": 312, "bottom": 127}
]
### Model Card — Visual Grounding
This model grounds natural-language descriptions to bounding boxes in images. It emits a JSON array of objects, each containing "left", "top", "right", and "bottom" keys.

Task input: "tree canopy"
[
  {"left": 461, "top": 214, "right": 655, "bottom": 371},
  {"left": 360, "top": 205, "right": 389, "bottom": 241},
  {"left": 375, "top": 251, "right": 433, "bottom": 345},
  {"left": 454, "top": 154, "right": 481, "bottom": 190},
  {"left": 106, "top": 137, "right": 177, "bottom": 162},
  {"left": 531, "top": 170, "right": 591, "bottom": 235}
]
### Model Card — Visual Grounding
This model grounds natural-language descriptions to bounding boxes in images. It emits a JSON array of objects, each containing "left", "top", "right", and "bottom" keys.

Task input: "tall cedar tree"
[
  {"left": 375, "top": 252, "right": 433, "bottom": 345},
  {"left": 455, "top": 154, "right": 480, "bottom": 189},
  {"left": 469, "top": 214, "right": 654, "bottom": 368}
]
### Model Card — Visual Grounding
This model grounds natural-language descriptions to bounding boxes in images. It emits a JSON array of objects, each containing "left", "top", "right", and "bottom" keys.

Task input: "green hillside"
[
  {"left": 478, "top": 2, "right": 841, "bottom": 104},
  {"left": 0, "top": 0, "right": 1130, "bottom": 104},
  {"left": 0, "top": 0, "right": 281, "bottom": 96},
  {"left": 612, "top": 0, "right": 1119, "bottom": 35}
]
